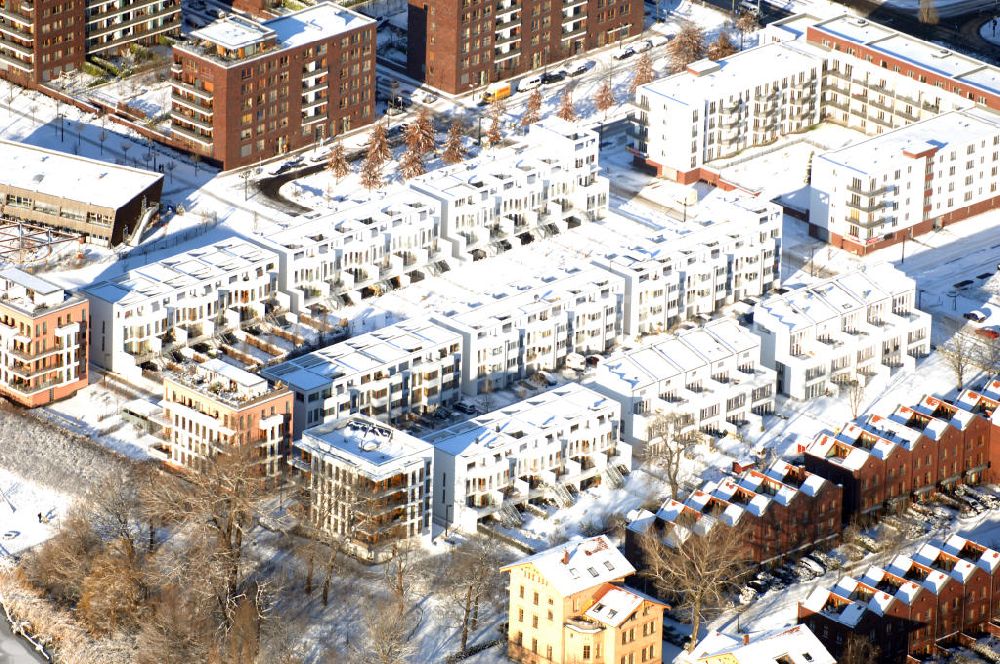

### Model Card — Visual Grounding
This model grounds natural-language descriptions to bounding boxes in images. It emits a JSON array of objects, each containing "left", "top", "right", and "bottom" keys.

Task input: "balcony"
[
  {"left": 495, "top": 47, "right": 520, "bottom": 62},
  {"left": 0, "top": 19, "right": 32, "bottom": 41},
  {"left": 846, "top": 198, "right": 888, "bottom": 213},
  {"left": 0, "top": 4, "right": 31, "bottom": 25},
  {"left": 0, "top": 37, "right": 30, "bottom": 57},
  {"left": 846, "top": 183, "right": 890, "bottom": 197},
  {"left": 494, "top": 16, "right": 518, "bottom": 31},
  {"left": 6, "top": 375, "right": 66, "bottom": 395},
  {"left": 494, "top": 31, "right": 520, "bottom": 47},
  {"left": 560, "top": 24, "right": 586, "bottom": 40},
  {"left": 171, "top": 91, "right": 213, "bottom": 114},
  {"left": 170, "top": 122, "right": 213, "bottom": 146},
  {"left": 87, "top": 12, "right": 181, "bottom": 55},
  {"left": 170, "top": 109, "right": 212, "bottom": 132},
  {"left": 172, "top": 78, "right": 213, "bottom": 100}
]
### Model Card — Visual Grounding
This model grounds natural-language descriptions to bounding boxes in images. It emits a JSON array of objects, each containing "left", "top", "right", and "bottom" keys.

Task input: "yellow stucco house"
[{"left": 501, "top": 535, "right": 666, "bottom": 664}]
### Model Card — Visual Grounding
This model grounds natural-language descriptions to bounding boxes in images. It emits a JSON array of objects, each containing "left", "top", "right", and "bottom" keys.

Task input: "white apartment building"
[
  {"left": 751, "top": 263, "right": 931, "bottom": 400},
  {"left": 85, "top": 238, "right": 279, "bottom": 380},
  {"left": 599, "top": 193, "right": 782, "bottom": 338},
  {"left": 424, "top": 383, "right": 629, "bottom": 532},
  {"left": 435, "top": 266, "right": 624, "bottom": 396},
  {"left": 632, "top": 41, "right": 825, "bottom": 182},
  {"left": 810, "top": 107, "right": 1000, "bottom": 254},
  {"left": 261, "top": 317, "right": 462, "bottom": 434},
  {"left": 258, "top": 189, "right": 454, "bottom": 314},
  {"left": 291, "top": 416, "right": 433, "bottom": 560},
  {"left": 633, "top": 13, "right": 979, "bottom": 185},
  {"left": 410, "top": 118, "right": 608, "bottom": 261},
  {"left": 587, "top": 318, "right": 776, "bottom": 458}
]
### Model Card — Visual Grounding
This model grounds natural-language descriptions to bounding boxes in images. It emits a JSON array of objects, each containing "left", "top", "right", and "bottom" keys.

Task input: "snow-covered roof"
[
  {"left": 426, "top": 383, "right": 618, "bottom": 459},
  {"left": 818, "top": 108, "right": 1000, "bottom": 177},
  {"left": 296, "top": 415, "right": 431, "bottom": 479},
  {"left": 684, "top": 625, "right": 835, "bottom": 664},
  {"left": 0, "top": 138, "right": 162, "bottom": 210},
  {"left": 500, "top": 535, "right": 635, "bottom": 597},
  {"left": 584, "top": 585, "right": 644, "bottom": 627},
  {"left": 263, "top": 318, "right": 460, "bottom": 393},
  {"left": 941, "top": 534, "right": 1000, "bottom": 574},
  {"left": 625, "top": 508, "right": 656, "bottom": 535}
]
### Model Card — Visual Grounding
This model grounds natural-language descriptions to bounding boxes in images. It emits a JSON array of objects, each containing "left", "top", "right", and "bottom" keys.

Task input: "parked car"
[
  {"left": 519, "top": 73, "right": 543, "bottom": 91},
  {"left": 454, "top": 401, "right": 479, "bottom": 415},
  {"left": 413, "top": 90, "right": 438, "bottom": 104},
  {"left": 635, "top": 38, "right": 654, "bottom": 52},
  {"left": 976, "top": 327, "right": 1000, "bottom": 340},
  {"left": 542, "top": 69, "right": 567, "bottom": 85},
  {"left": 613, "top": 45, "right": 635, "bottom": 60},
  {"left": 565, "top": 60, "right": 592, "bottom": 76},
  {"left": 536, "top": 371, "right": 558, "bottom": 387},
  {"left": 964, "top": 309, "right": 988, "bottom": 322}
]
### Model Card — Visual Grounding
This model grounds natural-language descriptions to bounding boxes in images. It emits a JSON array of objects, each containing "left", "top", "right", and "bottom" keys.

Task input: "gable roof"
[{"left": 500, "top": 535, "right": 635, "bottom": 596}]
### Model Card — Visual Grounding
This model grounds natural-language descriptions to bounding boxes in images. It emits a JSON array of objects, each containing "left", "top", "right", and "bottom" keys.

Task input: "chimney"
[
  {"left": 742, "top": 633, "right": 750, "bottom": 646},
  {"left": 561, "top": 550, "right": 570, "bottom": 565}
]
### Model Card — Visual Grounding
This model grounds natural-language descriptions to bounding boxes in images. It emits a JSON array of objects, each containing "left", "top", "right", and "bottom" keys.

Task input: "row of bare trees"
[{"left": 940, "top": 329, "right": 1000, "bottom": 390}]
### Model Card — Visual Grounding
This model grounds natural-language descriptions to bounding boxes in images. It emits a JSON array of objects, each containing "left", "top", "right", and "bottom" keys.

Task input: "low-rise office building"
[
  {"left": 751, "top": 264, "right": 930, "bottom": 400},
  {"left": 587, "top": 318, "right": 776, "bottom": 459},
  {"left": 0, "top": 269, "right": 88, "bottom": 407},
  {"left": 0, "top": 140, "right": 163, "bottom": 246},
  {"left": 424, "top": 383, "right": 629, "bottom": 532},
  {"left": 500, "top": 535, "right": 666, "bottom": 664},
  {"left": 262, "top": 317, "right": 463, "bottom": 434},
  {"left": 799, "top": 535, "right": 1000, "bottom": 663},
  {"left": 161, "top": 358, "right": 293, "bottom": 478},
  {"left": 410, "top": 119, "right": 608, "bottom": 262},
  {"left": 85, "top": 238, "right": 279, "bottom": 380},
  {"left": 810, "top": 107, "right": 1000, "bottom": 254},
  {"left": 170, "top": 3, "right": 375, "bottom": 169},
  {"left": 599, "top": 194, "right": 782, "bottom": 338},
  {"left": 436, "top": 266, "right": 624, "bottom": 396},
  {"left": 291, "top": 415, "right": 433, "bottom": 559}
]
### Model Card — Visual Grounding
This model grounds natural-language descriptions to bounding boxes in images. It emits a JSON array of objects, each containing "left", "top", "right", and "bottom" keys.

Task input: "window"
[{"left": 583, "top": 645, "right": 591, "bottom": 659}]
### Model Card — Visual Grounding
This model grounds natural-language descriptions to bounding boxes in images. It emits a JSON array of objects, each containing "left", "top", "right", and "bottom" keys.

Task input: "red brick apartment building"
[
  {"left": 0, "top": 0, "right": 180, "bottom": 86},
  {"left": 0, "top": 268, "right": 87, "bottom": 407},
  {"left": 406, "top": 0, "right": 643, "bottom": 95},
  {"left": 799, "top": 534, "right": 1000, "bottom": 663},
  {"left": 626, "top": 459, "right": 842, "bottom": 567},
  {"left": 804, "top": 385, "right": 1000, "bottom": 524},
  {"left": 170, "top": 2, "right": 375, "bottom": 169}
]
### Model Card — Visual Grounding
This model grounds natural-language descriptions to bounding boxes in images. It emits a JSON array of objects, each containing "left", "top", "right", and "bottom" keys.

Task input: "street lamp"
[{"left": 240, "top": 170, "right": 252, "bottom": 201}]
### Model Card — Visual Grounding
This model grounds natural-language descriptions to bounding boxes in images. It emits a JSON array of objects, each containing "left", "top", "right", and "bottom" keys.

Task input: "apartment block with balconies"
[
  {"left": 751, "top": 263, "right": 930, "bottom": 400},
  {"left": 84, "top": 238, "right": 279, "bottom": 380},
  {"left": 262, "top": 317, "right": 463, "bottom": 434},
  {"left": 170, "top": 3, "right": 375, "bottom": 169},
  {"left": 161, "top": 358, "right": 293, "bottom": 478},
  {"left": 0, "top": 269, "right": 88, "bottom": 407},
  {"left": 406, "top": 0, "right": 642, "bottom": 95},
  {"left": 587, "top": 318, "right": 776, "bottom": 459},
  {"left": 425, "top": 383, "right": 629, "bottom": 532},
  {"left": 257, "top": 189, "right": 453, "bottom": 314},
  {"left": 435, "top": 265, "right": 624, "bottom": 396},
  {"left": 410, "top": 118, "right": 608, "bottom": 262},
  {"left": 810, "top": 107, "right": 1000, "bottom": 255},
  {"left": 290, "top": 415, "right": 433, "bottom": 560},
  {"left": 0, "top": 0, "right": 179, "bottom": 86}
]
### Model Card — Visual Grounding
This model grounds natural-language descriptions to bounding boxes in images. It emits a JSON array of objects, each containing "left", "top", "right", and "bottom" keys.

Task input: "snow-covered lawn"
[{"left": 0, "top": 469, "right": 72, "bottom": 560}]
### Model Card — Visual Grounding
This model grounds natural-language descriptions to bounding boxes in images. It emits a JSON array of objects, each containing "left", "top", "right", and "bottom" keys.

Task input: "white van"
[{"left": 519, "top": 74, "right": 543, "bottom": 91}]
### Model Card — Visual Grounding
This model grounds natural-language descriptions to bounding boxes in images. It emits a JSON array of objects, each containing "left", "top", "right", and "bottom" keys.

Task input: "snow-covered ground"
[
  {"left": 981, "top": 17, "right": 1000, "bottom": 46},
  {"left": 0, "top": 469, "right": 71, "bottom": 560}
]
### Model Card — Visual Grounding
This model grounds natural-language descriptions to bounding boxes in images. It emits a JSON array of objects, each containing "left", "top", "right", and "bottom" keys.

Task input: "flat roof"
[
  {"left": 266, "top": 3, "right": 371, "bottom": 48},
  {"left": 0, "top": 139, "right": 162, "bottom": 210},
  {"left": 298, "top": 416, "right": 431, "bottom": 477},
  {"left": 639, "top": 41, "right": 824, "bottom": 102},
  {"left": 818, "top": 107, "right": 1000, "bottom": 174},
  {"left": 812, "top": 15, "right": 1000, "bottom": 97},
  {"left": 0, "top": 268, "right": 62, "bottom": 295},
  {"left": 190, "top": 15, "right": 274, "bottom": 49}
]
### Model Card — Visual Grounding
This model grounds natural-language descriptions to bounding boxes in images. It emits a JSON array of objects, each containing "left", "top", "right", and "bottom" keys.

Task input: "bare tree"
[
  {"left": 629, "top": 52, "right": 655, "bottom": 94},
  {"left": 735, "top": 11, "right": 759, "bottom": 50},
  {"left": 521, "top": 88, "right": 542, "bottom": 128},
  {"left": 556, "top": 87, "right": 578, "bottom": 122},
  {"left": 669, "top": 23, "right": 706, "bottom": 71},
  {"left": 399, "top": 145, "right": 426, "bottom": 180},
  {"left": 974, "top": 334, "right": 1000, "bottom": 376},
  {"left": 486, "top": 98, "right": 506, "bottom": 147},
  {"left": 366, "top": 121, "right": 392, "bottom": 166},
  {"left": 839, "top": 631, "right": 882, "bottom": 664},
  {"left": 383, "top": 540, "right": 419, "bottom": 613},
  {"left": 359, "top": 153, "right": 385, "bottom": 190},
  {"left": 406, "top": 109, "right": 436, "bottom": 155},
  {"left": 941, "top": 332, "right": 975, "bottom": 389},
  {"left": 354, "top": 595, "right": 417, "bottom": 664},
  {"left": 595, "top": 79, "right": 616, "bottom": 117},
  {"left": 23, "top": 506, "right": 102, "bottom": 605},
  {"left": 918, "top": 0, "right": 938, "bottom": 24},
  {"left": 77, "top": 540, "right": 147, "bottom": 635},
  {"left": 847, "top": 378, "right": 867, "bottom": 419},
  {"left": 644, "top": 411, "right": 693, "bottom": 498},
  {"left": 327, "top": 141, "right": 351, "bottom": 182},
  {"left": 639, "top": 524, "right": 748, "bottom": 652},
  {"left": 707, "top": 31, "right": 737, "bottom": 60},
  {"left": 445, "top": 536, "right": 508, "bottom": 652},
  {"left": 442, "top": 120, "right": 466, "bottom": 164}
]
